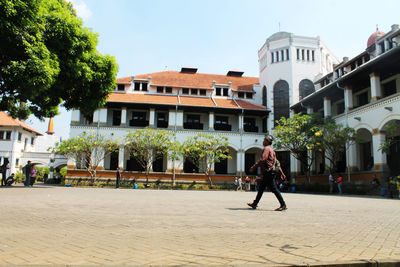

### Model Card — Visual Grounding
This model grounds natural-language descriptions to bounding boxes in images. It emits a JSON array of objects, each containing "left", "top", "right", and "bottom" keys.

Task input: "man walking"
[{"left": 247, "top": 135, "right": 287, "bottom": 211}]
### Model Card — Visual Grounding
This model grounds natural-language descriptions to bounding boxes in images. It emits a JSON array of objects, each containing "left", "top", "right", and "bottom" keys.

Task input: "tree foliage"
[
  {"left": 274, "top": 113, "right": 355, "bottom": 181},
  {"left": 317, "top": 117, "right": 355, "bottom": 173},
  {"left": 379, "top": 121, "right": 400, "bottom": 154},
  {"left": 0, "top": 0, "right": 118, "bottom": 119},
  {"left": 51, "top": 131, "right": 120, "bottom": 180},
  {"left": 274, "top": 113, "right": 318, "bottom": 182},
  {"left": 125, "top": 128, "right": 174, "bottom": 184},
  {"left": 181, "top": 133, "right": 231, "bottom": 187}
]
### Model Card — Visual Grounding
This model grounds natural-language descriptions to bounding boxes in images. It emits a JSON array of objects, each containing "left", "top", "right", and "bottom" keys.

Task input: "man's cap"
[{"left": 264, "top": 135, "right": 274, "bottom": 142}]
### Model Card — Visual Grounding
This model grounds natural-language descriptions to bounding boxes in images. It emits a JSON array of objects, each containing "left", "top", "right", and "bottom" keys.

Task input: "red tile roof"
[
  {"left": 107, "top": 93, "right": 267, "bottom": 111},
  {"left": 0, "top": 112, "right": 42, "bottom": 135},
  {"left": 117, "top": 70, "right": 259, "bottom": 92}
]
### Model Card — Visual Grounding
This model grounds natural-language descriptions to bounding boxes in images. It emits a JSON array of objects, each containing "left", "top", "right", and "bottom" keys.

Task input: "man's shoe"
[
  {"left": 247, "top": 202, "right": 257, "bottom": 209},
  {"left": 274, "top": 205, "right": 287, "bottom": 211}
]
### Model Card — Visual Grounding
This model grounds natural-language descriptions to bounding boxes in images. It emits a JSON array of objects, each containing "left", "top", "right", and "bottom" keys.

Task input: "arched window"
[
  {"left": 299, "top": 79, "right": 315, "bottom": 100},
  {"left": 262, "top": 86, "right": 267, "bottom": 106},
  {"left": 273, "top": 80, "right": 289, "bottom": 126}
]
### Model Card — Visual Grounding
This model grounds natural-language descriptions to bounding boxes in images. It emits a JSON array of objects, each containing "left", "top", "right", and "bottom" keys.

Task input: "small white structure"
[{"left": 0, "top": 112, "right": 67, "bottom": 178}]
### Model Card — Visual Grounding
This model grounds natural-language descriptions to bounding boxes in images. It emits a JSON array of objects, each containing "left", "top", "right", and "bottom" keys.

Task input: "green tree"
[
  {"left": 317, "top": 118, "right": 355, "bottom": 173},
  {"left": 51, "top": 131, "right": 120, "bottom": 181},
  {"left": 0, "top": 0, "right": 118, "bottom": 119},
  {"left": 274, "top": 113, "right": 320, "bottom": 183},
  {"left": 125, "top": 128, "right": 175, "bottom": 185},
  {"left": 182, "top": 133, "right": 231, "bottom": 187},
  {"left": 379, "top": 121, "right": 400, "bottom": 153}
]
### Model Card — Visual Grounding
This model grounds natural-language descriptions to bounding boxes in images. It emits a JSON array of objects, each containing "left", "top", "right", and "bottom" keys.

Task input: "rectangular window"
[
  {"left": 271, "top": 52, "right": 274, "bottom": 63},
  {"left": 238, "top": 92, "right": 244, "bottom": 98},
  {"left": 276, "top": 51, "right": 279, "bottom": 62},
  {"left": 216, "top": 87, "right": 222, "bottom": 96},
  {"left": 18, "top": 132, "right": 22, "bottom": 141},
  {"left": 383, "top": 80, "right": 397, "bottom": 97},
  {"left": 302, "top": 49, "right": 305, "bottom": 60},
  {"left": 199, "top": 89, "right": 206, "bottom": 96},
  {"left": 307, "top": 50, "right": 310, "bottom": 61},
  {"left": 246, "top": 93, "right": 253, "bottom": 99},
  {"left": 286, "top": 49, "right": 289, "bottom": 60},
  {"left": 157, "top": 86, "right": 164, "bottom": 93},
  {"left": 223, "top": 88, "right": 228, "bottom": 96},
  {"left": 5, "top": 131, "right": 11, "bottom": 140},
  {"left": 215, "top": 116, "right": 228, "bottom": 125},
  {"left": 182, "top": 88, "right": 189, "bottom": 95},
  {"left": 134, "top": 82, "right": 140, "bottom": 91},
  {"left": 141, "top": 83, "right": 148, "bottom": 91},
  {"left": 312, "top": 50, "right": 315, "bottom": 61},
  {"left": 187, "top": 114, "right": 200, "bottom": 123},
  {"left": 0, "top": 131, "right": 3, "bottom": 140},
  {"left": 132, "top": 112, "right": 146, "bottom": 121},
  {"left": 191, "top": 89, "right": 198, "bottom": 95},
  {"left": 281, "top": 50, "right": 284, "bottom": 61},
  {"left": 157, "top": 112, "right": 168, "bottom": 128},
  {"left": 112, "top": 110, "right": 121, "bottom": 126},
  {"left": 117, "top": 84, "right": 125, "bottom": 91},
  {"left": 337, "top": 102, "right": 345, "bottom": 115},
  {"left": 165, "top": 87, "right": 172, "bottom": 94},
  {"left": 15, "top": 158, "right": 19, "bottom": 166},
  {"left": 31, "top": 137, "right": 34, "bottom": 145},
  {"left": 296, "top": 49, "right": 300, "bottom": 60},
  {"left": 357, "top": 92, "right": 369, "bottom": 107}
]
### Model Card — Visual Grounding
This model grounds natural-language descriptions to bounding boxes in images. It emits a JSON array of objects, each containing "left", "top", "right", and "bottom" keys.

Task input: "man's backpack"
[{"left": 270, "top": 159, "right": 281, "bottom": 174}]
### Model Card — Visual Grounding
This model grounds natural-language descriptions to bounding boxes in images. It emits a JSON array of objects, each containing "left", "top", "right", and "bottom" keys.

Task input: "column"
[
  {"left": 121, "top": 107, "right": 127, "bottom": 126},
  {"left": 370, "top": 73, "right": 381, "bottom": 102},
  {"left": 168, "top": 109, "right": 176, "bottom": 128},
  {"left": 149, "top": 108, "right": 155, "bottom": 128},
  {"left": 209, "top": 112, "right": 214, "bottom": 130},
  {"left": 67, "top": 157, "right": 76, "bottom": 169},
  {"left": 347, "top": 141, "right": 358, "bottom": 172},
  {"left": 290, "top": 153, "right": 301, "bottom": 179},
  {"left": 323, "top": 97, "right": 331, "bottom": 118},
  {"left": 344, "top": 86, "right": 353, "bottom": 111},
  {"left": 118, "top": 147, "right": 125, "bottom": 169},
  {"left": 71, "top": 109, "right": 80, "bottom": 123},
  {"left": 238, "top": 113, "right": 244, "bottom": 131},
  {"left": 92, "top": 147, "right": 104, "bottom": 170},
  {"left": 372, "top": 130, "right": 387, "bottom": 171},
  {"left": 236, "top": 151, "right": 244, "bottom": 176},
  {"left": 99, "top": 108, "right": 107, "bottom": 124},
  {"left": 176, "top": 110, "right": 184, "bottom": 128}
]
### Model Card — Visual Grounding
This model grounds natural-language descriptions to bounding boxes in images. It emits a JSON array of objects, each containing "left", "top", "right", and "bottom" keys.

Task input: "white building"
[
  {"left": 68, "top": 68, "right": 270, "bottom": 182},
  {"left": 0, "top": 112, "right": 67, "bottom": 178},
  {"left": 291, "top": 25, "right": 400, "bottom": 181}
]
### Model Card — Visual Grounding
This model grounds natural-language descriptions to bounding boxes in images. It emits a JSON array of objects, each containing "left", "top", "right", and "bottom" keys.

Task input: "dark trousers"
[
  {"left": 25, "top": 174, "right": 30, "bottom": 186},
  {"left": 116, "top": 176, "right": 120, "bottom": 188},
  {"left": 253, "top": 171, "right": 286, "bottom": 207}
]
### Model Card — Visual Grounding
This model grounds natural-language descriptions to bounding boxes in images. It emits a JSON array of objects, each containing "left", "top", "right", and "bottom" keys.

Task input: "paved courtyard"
[{"left": 0, "top": 185, "right": 399, "bottom": 266}]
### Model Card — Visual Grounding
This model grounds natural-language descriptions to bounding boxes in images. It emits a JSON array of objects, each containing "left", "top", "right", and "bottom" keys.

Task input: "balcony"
[
  {"left": 183, "top": 122, "right": 204, "bottom": 130},
  {"left": 129, "top": 120, "right": 149, "bottom": 127},
  {"left": 244, "top": 125, "right": 258, "bottom": 133},
  {"left": 214, "top": 123, "right": 232, "bottom": 131}
]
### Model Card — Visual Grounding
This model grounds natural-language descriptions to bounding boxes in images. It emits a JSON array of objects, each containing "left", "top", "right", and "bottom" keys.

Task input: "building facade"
[
  {"left": 291, "top": 24, "right": 400, "bottom": 181},
  {"left": 69, "top": 68, "right": 270, "bottom": 181}
]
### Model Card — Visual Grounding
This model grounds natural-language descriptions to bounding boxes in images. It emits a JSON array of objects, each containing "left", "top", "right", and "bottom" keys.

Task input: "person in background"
[
  {"left": 0, "top": 158, "right": 9, "bottom": 186},
  {"left": 116, "top": 167, "right": 121, "bottom": 189},
  {"left": 329, "top": 172, "right": 334, "bottom": 193},
  {"left": 237, "top": 176, "right": 243, "bottom": 191},
  {"left": 245, "top": 176, "right": 251, "bottom": 191},
  {"left": 23, "top": 161, "right": 32, "bottom": 187},
  {"left": 30, "top": 164, "right": 37, "bottom": 186},
  {"left": 336, "top": 174, "right": 343, "bottom": 195}
]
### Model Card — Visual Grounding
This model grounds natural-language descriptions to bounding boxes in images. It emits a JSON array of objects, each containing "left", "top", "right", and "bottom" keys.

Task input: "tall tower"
[
  {"left": 46, "top": 117, "right": 55, "bottom": 135},
  {"left": 258, "top": 31, "right": 339, "bottom": 130}
]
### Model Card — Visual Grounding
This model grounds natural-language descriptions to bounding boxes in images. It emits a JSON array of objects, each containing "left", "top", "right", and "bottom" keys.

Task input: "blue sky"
[{"left": 27, "top": 0, "right": 400, "bottom": 139}]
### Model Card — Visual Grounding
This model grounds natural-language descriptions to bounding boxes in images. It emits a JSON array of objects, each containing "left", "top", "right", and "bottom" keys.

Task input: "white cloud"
[{"left": 69, "top": 0, "right": 92, "bottom": 20}]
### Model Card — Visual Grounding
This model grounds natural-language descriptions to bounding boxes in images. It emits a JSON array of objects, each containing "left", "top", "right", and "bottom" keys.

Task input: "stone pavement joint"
[{"left": 0, "top": 186, "right": 400, "bottom": 266}]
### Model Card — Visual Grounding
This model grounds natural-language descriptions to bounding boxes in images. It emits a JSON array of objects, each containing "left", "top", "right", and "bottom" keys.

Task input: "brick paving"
[{"left": 0, "top": 185, "right": 399, "bottom": 266}]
